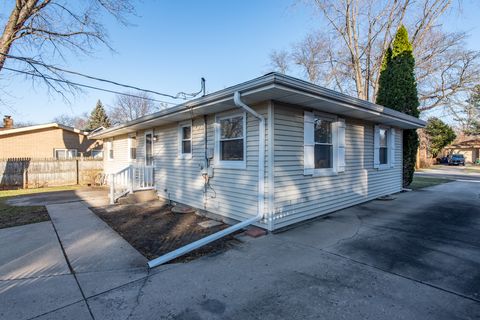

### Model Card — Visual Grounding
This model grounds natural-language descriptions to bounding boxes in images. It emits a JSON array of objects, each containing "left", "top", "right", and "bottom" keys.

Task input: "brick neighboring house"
[{"left": 0, "top": 116, "right": 103, "bottom": 159}]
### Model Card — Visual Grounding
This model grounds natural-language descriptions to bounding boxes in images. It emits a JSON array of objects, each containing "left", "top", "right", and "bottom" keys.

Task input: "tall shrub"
[{"left": 376, "top": 25, "right": 420, "bottom": 187}]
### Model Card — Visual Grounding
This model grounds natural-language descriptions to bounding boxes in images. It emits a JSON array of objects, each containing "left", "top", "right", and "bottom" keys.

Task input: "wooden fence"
[{"left": 0, "top": 158, "right": 104, "bottom": 189}]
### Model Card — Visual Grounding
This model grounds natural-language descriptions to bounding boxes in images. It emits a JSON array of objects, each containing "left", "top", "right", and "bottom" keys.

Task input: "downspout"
[{"left": 147, "top": 91, "right": 266, "bottom": 268}]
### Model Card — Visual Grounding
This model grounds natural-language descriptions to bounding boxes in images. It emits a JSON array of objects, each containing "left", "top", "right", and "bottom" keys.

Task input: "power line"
[
  {"left": 0, "top": 52, "right": 206, "bottom": 100},
  {"left": 3, "top": 67, "right": 178, "bottom": 105}
]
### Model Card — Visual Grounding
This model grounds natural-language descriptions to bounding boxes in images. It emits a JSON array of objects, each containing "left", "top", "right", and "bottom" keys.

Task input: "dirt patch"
[
  {"left": 0, "top": 198, "right": 49, "bottom": 229},
  {"left": 90, "top": 201, "right": 241, "bottom": 263}
]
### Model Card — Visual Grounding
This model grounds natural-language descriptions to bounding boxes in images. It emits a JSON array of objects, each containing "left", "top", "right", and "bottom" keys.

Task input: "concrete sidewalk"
[
  {"left": 47, "top": 201, "right": 148, "bottom": 298},
  {"left": 0, "top": 222, "right": 90, "bottom": 320},
  {"left": 0, "top": 200, "right": 149, "bottom": 320}
]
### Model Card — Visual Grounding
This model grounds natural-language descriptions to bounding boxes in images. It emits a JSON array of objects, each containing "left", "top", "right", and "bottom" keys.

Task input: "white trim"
[
  {"left": 214, "top": 111, "right": 247, "bottom": 169},
  {"left": 389, "top": 128, "right": 396, "bottom": 168},
  {"left": 304, "top": 111, "right": 338, "bottom": 177},
  {"left": 267, "top": 101, "right": 275, "bottom": 231},
  {"left": 144, "top": 130, "right": 153, "bottom": 166},
  {"left": 374, "top": 125, "right": 393, "bottom": 170},
  {"left": 336, "top": 118, "right": 346, "bottom": 173},
  {"left": 178, "top": 120, "right": 193, "bottom": 160}
]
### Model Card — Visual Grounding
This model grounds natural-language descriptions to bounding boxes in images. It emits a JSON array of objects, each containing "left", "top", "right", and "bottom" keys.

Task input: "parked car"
[
  {"left": 448, "top": 154, "right": 465, "bottom": 166},
  {"left": 439, "top": 156, "right": 449, "bottom": 164}
]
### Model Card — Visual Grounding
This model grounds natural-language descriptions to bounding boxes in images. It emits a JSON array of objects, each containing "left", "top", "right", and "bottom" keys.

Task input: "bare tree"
[
  {"left": 52, "top": 113, "right": 89, "bottom": 129},
  {"left": 269, "top": 50, "right": 290, "bottom": 74},
  {"left": 109, "top": 92, "right": 165, "bottom": 125},
  {"left": 270, "top": 0, "right": 479, "bottom": 112},
  {"left": 0, "top": 0, "right": 134, "bottom": 96}
]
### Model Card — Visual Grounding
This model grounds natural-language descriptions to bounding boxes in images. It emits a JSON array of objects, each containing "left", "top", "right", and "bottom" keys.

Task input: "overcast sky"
[{"left": 1, "top": 0, "right": 479, "bottom": 125}]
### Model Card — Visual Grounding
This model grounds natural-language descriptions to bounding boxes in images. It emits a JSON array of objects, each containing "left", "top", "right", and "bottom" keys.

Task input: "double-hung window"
[
  {"left": 215, "top": 112, "right": 246, "bottom": 168},
  {"left": 304, "top": 111, "right": 346, "bottom": 176},
  {"left": 374, "top": 125, "right": 395, "bottom": 169},
  {"left": 107, "top": 139, "right": 114, "bottom": 160},
  {"left": 379, "top": 128, "right": 388, "bottom": 165},
  {"left": 314, "top": 118, "right": 333, "bottom": 169},
  {"left": 128, "top": 134, "right": 137, "bottom": 161},
  {"left": 178, "top": 121, "right": 192, "bottom": 159}
]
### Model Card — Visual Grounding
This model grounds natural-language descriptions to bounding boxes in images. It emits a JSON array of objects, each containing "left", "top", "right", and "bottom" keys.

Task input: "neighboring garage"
[{"left": 444, "top": 137, "right": 480, "bottom": 164}]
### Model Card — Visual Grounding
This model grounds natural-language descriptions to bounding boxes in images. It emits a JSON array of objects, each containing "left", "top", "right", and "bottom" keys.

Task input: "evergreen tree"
[
  {"left": 376, "top": 25, "right": 420, "bottom": 187},
  {"left": 86, "top": 100, "right": 111, "bottom": 130},
  {"left": 424, "top": 118, "right": 456, "bottom": 158}
]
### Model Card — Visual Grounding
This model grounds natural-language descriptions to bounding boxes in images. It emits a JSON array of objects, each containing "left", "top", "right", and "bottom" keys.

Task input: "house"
[
  {"left": 0, "top": 116, "right": 103, "bottom": 159},
  {"left": 443, "top": 136, "right": 480, "bottom": 164},
  {"left": 90, "top": 73, "right": 425, "bottom": 231}
]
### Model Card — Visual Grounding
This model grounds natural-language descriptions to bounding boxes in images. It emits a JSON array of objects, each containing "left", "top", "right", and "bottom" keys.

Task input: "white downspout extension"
[{"left": 147, "top": 91, "right": 266, "bottom": 268}]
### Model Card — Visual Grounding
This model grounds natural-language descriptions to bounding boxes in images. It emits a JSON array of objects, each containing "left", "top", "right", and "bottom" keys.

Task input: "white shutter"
[
  {"left": 177, "top": 125, "right": 182, "bottom": 158},
  {"left": 389, "top": 128, "right": 396, "bottom": 168},
  {"left": 337, "top": 118, "right": 346, "bottom": 173},
  {"left": 373, "top": 125, "right": 380, "bottom": 169},
  {"left": 304, "top": 111, "right": 315, "bottom": 175}
]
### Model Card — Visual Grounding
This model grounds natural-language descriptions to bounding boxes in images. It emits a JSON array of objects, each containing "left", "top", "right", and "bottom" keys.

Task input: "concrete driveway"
[{"left": 1, "top": 175, "right": 479, "bottom": 319}]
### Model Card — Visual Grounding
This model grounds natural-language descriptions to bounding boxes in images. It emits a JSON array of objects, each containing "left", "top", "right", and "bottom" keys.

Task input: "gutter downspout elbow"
[{"left": 233, "top": 91, "right": 265, "bottom": 222}]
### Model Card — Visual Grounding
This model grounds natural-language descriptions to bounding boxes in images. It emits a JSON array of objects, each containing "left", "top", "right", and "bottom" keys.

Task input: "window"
[
  {"left": 374, "top": 125, "right": 395, "bottom": 169},
  {"left": 107, "top": 139, "right": 114, "bottom": 160},
  {"left": 215, "top": 112, "right": 246, "bottom": 168},
  {"left": 178, "top": 121, "right": 192, "bottom": 159},
  {"left": 304, "top": 111, "right": 345, "bottom": 176},
  {"left": 379, "top": 128, "right": 388, "bottom": 165},
  {"left": 314, "top": 118, "right": 333, "bottom": 169},
  {"left": 145, "top": 131, "right": 153, "bottom": 166},
  {"left": 128, "top": 134, "right": 137, "bottom": 161},
  {"left": 55, "top": 149, "right": 77, "bottom": 159},
  {"left": 91, "top": 150, "right": 103, "bottom": 159}
]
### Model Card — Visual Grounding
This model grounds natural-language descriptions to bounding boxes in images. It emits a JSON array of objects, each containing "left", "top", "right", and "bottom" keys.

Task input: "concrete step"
[{"left": 117, "top": 189, "right": 158, "bottom": 204}]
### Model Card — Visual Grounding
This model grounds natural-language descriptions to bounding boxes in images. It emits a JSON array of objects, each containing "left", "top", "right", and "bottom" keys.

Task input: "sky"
[{"left": 1, "top": 0, "right": 479, "bottom": 125}]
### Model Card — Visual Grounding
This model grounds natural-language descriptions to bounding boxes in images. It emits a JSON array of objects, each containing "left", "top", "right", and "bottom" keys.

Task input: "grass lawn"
[
  {"left": 465, "top": 166, "right": 480, "bottom": 173},
  {"left": 409, "top": 176, "right": 452, "bottom": 190},
  {"left": 0, "top": 186, "right": 81, "bottom": 229}
]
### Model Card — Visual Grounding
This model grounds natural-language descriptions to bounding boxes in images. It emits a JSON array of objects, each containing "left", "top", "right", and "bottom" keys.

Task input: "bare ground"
[{"left": 90, "top": 201, "right": 241, "bottom": 263}]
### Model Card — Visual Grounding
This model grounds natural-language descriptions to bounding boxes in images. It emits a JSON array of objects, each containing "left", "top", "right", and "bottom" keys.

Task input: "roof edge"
[
  {"left": 90, "top": 72, "right": 425, "bottom": 139},
  {"left": 0, "top": 122, "right": 89, "bottom": 136}
]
